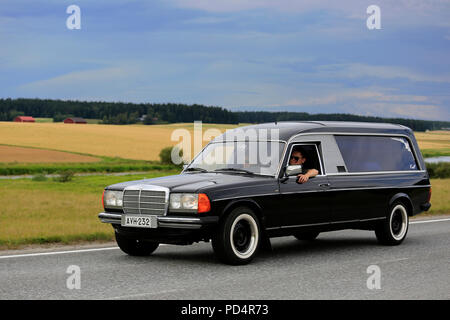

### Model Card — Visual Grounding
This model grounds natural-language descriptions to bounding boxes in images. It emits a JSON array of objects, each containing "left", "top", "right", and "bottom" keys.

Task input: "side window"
[
  {"left": 335, "top": 135, "right": 419, "bottom": 172},
  {"left": 289, "top": 144, "right": 323, "bottom": 175}
]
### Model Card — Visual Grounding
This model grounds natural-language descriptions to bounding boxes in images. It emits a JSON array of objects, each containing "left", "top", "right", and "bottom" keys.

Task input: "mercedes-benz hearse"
[{"left": 99, "top": 122, "right": 431, "bottom": 265}]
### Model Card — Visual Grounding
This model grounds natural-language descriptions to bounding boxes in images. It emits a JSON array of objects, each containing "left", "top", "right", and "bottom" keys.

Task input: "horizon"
[{"left": 2, "top": 96, "right": 450, "bottom": 123}]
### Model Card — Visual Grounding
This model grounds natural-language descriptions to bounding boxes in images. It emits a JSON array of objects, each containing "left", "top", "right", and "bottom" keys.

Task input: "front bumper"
[{"left": 98, "top": 212, "right": 218, "bottom": 230}]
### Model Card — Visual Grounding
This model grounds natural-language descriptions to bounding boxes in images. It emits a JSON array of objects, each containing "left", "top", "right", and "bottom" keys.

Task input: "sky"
[{"left": 1, "top": 0, "right": 450, "bottom": 121}]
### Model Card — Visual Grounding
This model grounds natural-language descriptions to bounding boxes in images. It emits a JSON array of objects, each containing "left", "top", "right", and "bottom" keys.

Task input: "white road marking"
[
  {"left": 0, "top": 217, "right": 448, "bottom": 260},
  {"left": 0, "top": 246, "right": 119, "bottom": 259},
  {"left": 373, "top": 257, "right": 409, "bottom": 264},
  {"left": 106, "top": 288, "right": 185, "bottom": 300},
  {"left": 410, "top": 217, "right": 450, "bottom": 224}
]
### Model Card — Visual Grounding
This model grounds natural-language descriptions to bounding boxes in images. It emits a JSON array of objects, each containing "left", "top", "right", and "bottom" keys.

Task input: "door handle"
[{"left": 318, "top": 183, "right": 330, "bottom": 187}]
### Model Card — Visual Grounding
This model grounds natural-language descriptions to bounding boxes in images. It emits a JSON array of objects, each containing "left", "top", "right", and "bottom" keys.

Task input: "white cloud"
[
  {"left": 309, "top": 63, "right": 450, "bottom": 83},
  {"left": 16, "top": 66, "right": 141, "bottom": 99}
]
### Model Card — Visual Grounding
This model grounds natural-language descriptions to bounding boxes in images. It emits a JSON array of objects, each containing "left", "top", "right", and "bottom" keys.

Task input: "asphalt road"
[{"left": 0, "top": 217, "right": 449, "bottom": 300}]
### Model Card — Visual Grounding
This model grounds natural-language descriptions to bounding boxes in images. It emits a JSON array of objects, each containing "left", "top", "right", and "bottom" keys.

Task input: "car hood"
[{"left": 105, "top": 172, "right": 272, "bottom": 193}]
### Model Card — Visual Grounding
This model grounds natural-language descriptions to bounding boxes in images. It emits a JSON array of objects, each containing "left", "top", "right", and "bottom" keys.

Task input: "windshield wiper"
[
  {"left": 184, "top": 167, "right": 209, "bottom": 173},
  {"left": 214, "top": 168, "right": 255, "bottom": 175}
]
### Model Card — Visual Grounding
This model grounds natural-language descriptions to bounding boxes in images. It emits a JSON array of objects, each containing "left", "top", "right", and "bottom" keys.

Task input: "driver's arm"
[{"left": 297, "top": 169, "right": 319, "bottom": 183}]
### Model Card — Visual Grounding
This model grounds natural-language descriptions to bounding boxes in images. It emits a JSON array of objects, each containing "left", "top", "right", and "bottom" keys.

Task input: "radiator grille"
[{"left": 123, "top": 186, "right": 168, "bottom": 216}]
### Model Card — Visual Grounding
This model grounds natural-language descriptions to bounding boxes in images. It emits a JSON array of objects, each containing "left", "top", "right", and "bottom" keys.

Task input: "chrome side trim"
[
  {"left": 158, "top": 216, "right": 202, "bottom": 224},
  {"left": 158, "top": 223, "right": 202, "bottom": 229},
  {"left": 326, "top": 170, "right": 426, "bottom": 176},
  {"left": 211, "top": 184, "right": 431, "bottom": 202},
  {"left": 266, "top": 217, "right": 385, "bottom": 231}
]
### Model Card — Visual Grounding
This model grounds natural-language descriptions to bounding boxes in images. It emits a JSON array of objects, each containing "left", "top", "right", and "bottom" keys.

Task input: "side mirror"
[{"left": 285, "top": 165, "right": 303, "bottom": 176}]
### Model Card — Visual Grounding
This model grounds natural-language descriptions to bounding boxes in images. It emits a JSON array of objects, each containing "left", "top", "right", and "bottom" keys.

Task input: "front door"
[{"left": 278, "top": 143, "right": 332, "bottom": 227}]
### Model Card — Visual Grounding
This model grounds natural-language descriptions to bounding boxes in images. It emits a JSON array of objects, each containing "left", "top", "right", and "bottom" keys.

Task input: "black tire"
[
  {"left": 211, "top": 207, "right": 261, "bottom": 265},
  {"left": 115, "top": 232, "right": 159, "bottom": 256},
  {"left": 293, "top": 231, "right": 320, "bottom": 241},
  {"left": 375, "top": 201, "right": 409, "bottom": 245}
]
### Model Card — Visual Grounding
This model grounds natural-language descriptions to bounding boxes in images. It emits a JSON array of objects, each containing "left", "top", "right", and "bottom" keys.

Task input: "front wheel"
[
  {"left": 212, "top": 207, "right": 261, "bottom": 265},
  {"left": 375, "top": 202, "right": 409, "bottom": 245},
  {"left": 115, "top": 232, "right": 159, "bottom": 256}
]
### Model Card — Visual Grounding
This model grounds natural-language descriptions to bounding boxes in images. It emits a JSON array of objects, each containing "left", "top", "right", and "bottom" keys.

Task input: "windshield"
[{"left": 186, "top": 141, "right": 285, "bottom": 176}]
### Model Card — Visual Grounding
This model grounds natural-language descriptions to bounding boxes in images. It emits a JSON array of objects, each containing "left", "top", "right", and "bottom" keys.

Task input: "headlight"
[
  {"left": 170, "top": 193, "right": 198, "bottom": 211},
  {"left": 103, "top": 190, "right": 123, "bottom": 209},
  {"left": 169, "top": 193, "right": 211, "bottom": 213}
]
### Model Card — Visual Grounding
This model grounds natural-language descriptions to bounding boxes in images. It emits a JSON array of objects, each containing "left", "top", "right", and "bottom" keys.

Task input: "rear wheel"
[
  {"left": 293, "top": 231, "right": 320, "bottom": 241},
  {"left": 212, "top": 207, "right": 261, "bottom": 265},
  {"left": 375, "top": 201, "right": 409, "bottom": 245},
  {"left": 115, "top": 232, "right": 159, "bottom": 256}
]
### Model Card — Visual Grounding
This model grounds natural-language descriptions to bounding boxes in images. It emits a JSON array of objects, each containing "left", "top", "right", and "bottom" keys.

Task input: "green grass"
[
  {"left": 0, "top": 171, "right": 179, "bottom": 249},
  {"left": 34, "top": 118, "right": 53, "bottom": 123},
  {"left": 0, "top": 155, "right": 179, "bottom": 175},
  {"left": 426, "top": 179, "right": 450, "bottom": 216},
  {"left": 422, "top": 148, "right": 450, "bottom": 158}
]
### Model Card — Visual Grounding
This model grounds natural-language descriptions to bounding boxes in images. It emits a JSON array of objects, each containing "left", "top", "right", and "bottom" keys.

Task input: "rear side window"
[{"left": 335, "top": 135, "right": 418, "bottom": 172}]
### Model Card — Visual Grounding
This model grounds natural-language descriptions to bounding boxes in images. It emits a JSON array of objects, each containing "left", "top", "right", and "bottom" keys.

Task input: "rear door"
[{"left": 327, "top": 134, "right": 422, "bottom": 222}]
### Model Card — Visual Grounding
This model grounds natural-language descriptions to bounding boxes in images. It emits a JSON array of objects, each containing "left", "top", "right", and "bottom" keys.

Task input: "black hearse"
[{"left": 99, "top": 121, "right": 432, "bottom": 265}]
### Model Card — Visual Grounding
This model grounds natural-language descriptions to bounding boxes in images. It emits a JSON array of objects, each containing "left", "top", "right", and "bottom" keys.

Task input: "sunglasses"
[{"left": 290, "top": 156, "right": 300, "bottom": 161}]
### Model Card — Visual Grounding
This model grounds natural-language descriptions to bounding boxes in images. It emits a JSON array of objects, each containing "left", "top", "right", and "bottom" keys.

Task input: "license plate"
[{"left": 121, "top": 215, "right": 158, "bottom": 228}]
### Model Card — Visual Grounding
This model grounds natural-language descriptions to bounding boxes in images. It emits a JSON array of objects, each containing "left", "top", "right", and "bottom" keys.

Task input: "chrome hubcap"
[
  {"left": 230, "top": 214, "right": 259, "bottom": 259},
  {"left": 390, "top": 205, "right": 408, "bottom": 240}
]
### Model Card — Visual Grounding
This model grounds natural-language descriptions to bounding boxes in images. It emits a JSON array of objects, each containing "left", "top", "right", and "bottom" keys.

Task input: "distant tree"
[
  {"left": 53, "top": 113, "right": 74, "bottom": 122},
  {"left": 1, "top": 98, "right": 449, "bottom": 131},
  {"left": 159, "top": 146, "right": 184, "bottom": 167},
  {"left": 8, "top": 110, "right": 24, "bottom": 121}
]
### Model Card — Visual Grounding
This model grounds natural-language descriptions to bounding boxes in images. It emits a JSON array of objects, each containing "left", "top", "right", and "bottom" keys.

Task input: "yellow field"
[
  {"left": 414, "top": 130, "right": 450, "bottom": 151},
  {"left": 0, "top": 122, "right": 448, "bottom": 162},
  {"left": 0, "top": 122, "right": 239, "bottom": 161},
  {"left": 0, "top": 145, "right": 100, "bottom": 163}
]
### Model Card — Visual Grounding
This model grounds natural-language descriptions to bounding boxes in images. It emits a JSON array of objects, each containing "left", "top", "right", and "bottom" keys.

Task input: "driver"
[{"left": 289, "top": 147, "right": 319, "bottom": 183}]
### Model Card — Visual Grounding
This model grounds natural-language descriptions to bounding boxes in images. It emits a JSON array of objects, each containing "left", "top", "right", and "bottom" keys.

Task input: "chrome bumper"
[{"left": 98, "top": 212, "right": 215, "bottom": 230}]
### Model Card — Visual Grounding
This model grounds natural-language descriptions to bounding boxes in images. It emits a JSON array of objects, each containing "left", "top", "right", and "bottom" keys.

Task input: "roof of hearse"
[{"left": 214, "top": 121, "right": 412, "bottom": 142}]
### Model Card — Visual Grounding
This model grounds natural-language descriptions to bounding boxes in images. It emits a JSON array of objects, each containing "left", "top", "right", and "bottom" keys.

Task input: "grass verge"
[
  {"left": 0, "top": 155, "right": 178, "bottom": 175},
  {"left": 422, "top": 148, "right": 450, "bottom": 158},
  {"left": 0, "top": 171, "right": 178, "bottom": 249}
]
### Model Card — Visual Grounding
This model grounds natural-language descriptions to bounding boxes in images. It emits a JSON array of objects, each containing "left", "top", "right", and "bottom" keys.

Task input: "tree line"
[{"left": 0, "top": 98, "right": 449, "bottom": 131}]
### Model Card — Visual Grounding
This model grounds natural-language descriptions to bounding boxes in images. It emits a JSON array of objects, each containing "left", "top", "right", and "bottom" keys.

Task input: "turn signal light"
[{"left": 198, "top": 193, "right": 211, "bottom": 213}]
